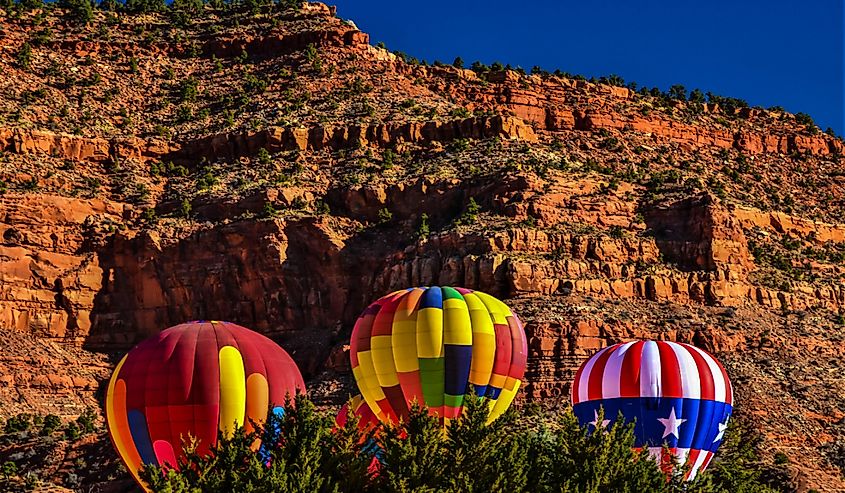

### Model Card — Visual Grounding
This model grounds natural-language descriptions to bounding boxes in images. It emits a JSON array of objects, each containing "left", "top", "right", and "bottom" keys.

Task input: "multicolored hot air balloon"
[
  {"left": 105, "top": 321, "right": 304, "bottom": 489},
  {"left": 350, "top": 286, "right": 527, "bottom": 426},
  {"left": 335, "top": 394, "right": 381, "bottom": 432},
  {"left": 335, "top": 394, "right": 382, "bottom": 473},
  {"left": 571, "top": 340, "right": 733, "bottom": 480}
]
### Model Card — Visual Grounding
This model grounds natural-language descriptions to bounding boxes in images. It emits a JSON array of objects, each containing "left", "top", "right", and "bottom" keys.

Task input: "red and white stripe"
[
  {"left": 686, "top": 449, "right": 714, "bottom": 480},
  {"left": 571, "top": 340, "right": 733, "bottom": 405},
  {"left": 640, "top": 447, "right": 713, "bottom": 480}
]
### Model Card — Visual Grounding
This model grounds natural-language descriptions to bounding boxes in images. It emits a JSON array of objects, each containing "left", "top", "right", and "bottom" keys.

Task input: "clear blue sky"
[{"left": 331, "top": 0, "right": 844, "bottom": 135}]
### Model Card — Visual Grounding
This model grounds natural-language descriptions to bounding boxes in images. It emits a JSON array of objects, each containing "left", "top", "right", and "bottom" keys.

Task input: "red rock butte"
[{"left": 0, "top": 2, "right": 843, "bottom": 490}]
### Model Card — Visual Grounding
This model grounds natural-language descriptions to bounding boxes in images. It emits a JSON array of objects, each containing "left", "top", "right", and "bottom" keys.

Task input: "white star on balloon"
[
  {"left": 713, "top": 416, "right": 729, "bottom": 443},
  {"left": 657, "top": 407, "right": 687, "bottom": 439},
  {"left": 589, "top": 410, "right": 610, "bottom": 429}
]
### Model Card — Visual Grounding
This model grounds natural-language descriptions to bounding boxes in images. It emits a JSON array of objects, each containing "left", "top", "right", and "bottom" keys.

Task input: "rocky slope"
[{"left": 0, "top": 2, "right": 843, "bottom": 491}]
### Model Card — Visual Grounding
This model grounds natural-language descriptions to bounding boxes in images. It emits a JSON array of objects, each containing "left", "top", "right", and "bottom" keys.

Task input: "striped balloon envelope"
[
  {"left": 335, "top": 394, "right": 382, "bottom": 474},
  {"left": 105, "top": 321, "right": 304, "bottom": 489},
  {"left": 571, "top": 340, "right": 733, "bottom": 480},
  {"left": 335, "top": 394, "right": 381, "bottom": 432},
  {"left": 350, "top": 286, "right": 527, "bottom": 426}
]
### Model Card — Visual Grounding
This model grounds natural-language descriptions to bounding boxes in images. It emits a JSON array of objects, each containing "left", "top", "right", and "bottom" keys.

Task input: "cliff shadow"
[{"left": 640, "top": 193, "right": 720, "bottom": 272}]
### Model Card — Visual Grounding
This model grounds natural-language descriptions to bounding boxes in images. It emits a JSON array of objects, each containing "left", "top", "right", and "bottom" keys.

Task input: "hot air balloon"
[
  {"left": 350, "top": 286, "right": 527, "bottom": 426},
  {"left": 336, "top": 394, "right": 381, "bottom": 432},
  {"left": 335, "top": 394, "right": 382, "bottom": 473},
  {"left": 105, "top": 321, "right": 304, "bottom": 489},
  {"left": 570, "top": 340, "right": 733, "bottom": 480}
]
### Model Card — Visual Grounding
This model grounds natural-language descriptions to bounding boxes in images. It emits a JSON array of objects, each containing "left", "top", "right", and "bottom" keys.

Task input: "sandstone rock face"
[
  {"left": 0, "top": 128, "right": 111, "bottom": 163},
  {"left": 0, "top": 194, "right": 127, "bottom": 340},
  {"left": 0, "top": 329, "right": 112, "bottom": 418},
  {"left": 448, "top": 75, "right": 844, "bottom": 156},
  {"left": 176, "top": 116, "right": 537, "bottom": 163},
  {"left": 0, "top": 128, "right": 173, "bottom": 165},
  {"left": 520, "top": 317, "right": 730, "bottom": 400},
  {"left": 1, "top": 117, "right": 535, "bottom": 168},
  {"left": 644, "top": 193, "right": 753, "bottom": 271},
  {"left": 202, "top": 22, "right": 369, "bottom": 58},
  {"left": 733, "top": 206, "right": 845, "bottom": 244},
  {"left": 2, "top": 175, "right": 836, "bottom": 372},
  {"left": 87, "top": 218, "right": 354, "bottom": 373}
]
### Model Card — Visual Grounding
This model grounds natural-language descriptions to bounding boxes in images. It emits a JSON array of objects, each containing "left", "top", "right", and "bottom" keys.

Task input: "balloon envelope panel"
[
  {"left": 571, "top": 340, "right": 733, "bottom": 480},
  {"left": 335, "top": 394, "right": 382, "bottom": 473},
  {"left": 350, "top": 287, "right": 527, "bottom": 426},
  {"left": 105, "top": 321, "right": 304, "bottom": 487},
  {"left": 336, "top": 394, "right": 380, "bottom": 431}
]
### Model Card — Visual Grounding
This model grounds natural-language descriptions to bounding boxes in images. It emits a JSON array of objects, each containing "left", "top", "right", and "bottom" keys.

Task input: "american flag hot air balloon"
[{"left": 571, "top": 340, "right": 733, "bottom": 480}]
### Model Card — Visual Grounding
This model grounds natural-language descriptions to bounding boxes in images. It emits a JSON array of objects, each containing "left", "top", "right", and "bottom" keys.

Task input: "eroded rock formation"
[{"left": 0, "top": 3, "right": 843, "bottom": 490}]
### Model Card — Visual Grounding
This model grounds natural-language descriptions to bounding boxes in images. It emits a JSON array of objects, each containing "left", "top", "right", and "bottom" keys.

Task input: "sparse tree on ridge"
[
  {"left": 669, "top": 84, "right": 687, "bottom": 101},
  {"left": 124, "top": 0, "right": 165, "bottom": 14},
  {"left": 59, "top": 0, "right": 94, "bottom": 23},
  {"left": 690, "top": 88, "right": 706, "bottom": 103},
  {"left": 98, "top": 0, "right": 119, "bottom": 12},
  {"left": 171, "top": 0, "right": 202, "bottom": 14},
  {"left": 17, "top": 0, "right": 45, "bottom": 10},
  {"left": 278, "top": 0, "right": 303, "bottom": 11}
]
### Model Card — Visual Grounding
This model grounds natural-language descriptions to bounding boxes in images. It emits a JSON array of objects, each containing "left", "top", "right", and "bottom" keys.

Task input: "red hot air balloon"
[{"left": 105, "top": 321, "right": 304, "bottom": 488}]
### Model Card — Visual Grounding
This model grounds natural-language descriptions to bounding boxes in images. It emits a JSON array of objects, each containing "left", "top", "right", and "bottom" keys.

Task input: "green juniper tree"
[
  {"left": 98, "top": 0, "right": 118, "bottom": 12},
  {"left": 668, "top": 84, "right": 687, "bottom": 101},
  {"left": 321, "top": 399, "right": 376, "bottom": 493},
  {"left": 17, "top": 0, "right": 44, "bottom": 10},
  {"left": 374, "top": 402, "right": 448, "bottom": 492},
  {"left": 443, "top": 393, "right": 529, "bottom": 492},
  {"left": 139, "top": 394, "right": 785, "bottom": 493},
  {"left": 689, "top": 88, "right": 706, "bottom": 103},
  {"left": 124, "top": 0, "right": 165, "bottom": 14},
  {"left": 701, "top": 416, "right": 781, "bottom": 493},
  {"left": 522, "top": 409, "right": 668, "bottom": 493},
  {"left": 278, "top": 0, "right": 302, "bottom": 11},
  {"left": 59, "top": 0, "right": 93, "bottom": 22},
  {"left": 16, "top": 42, "right": 32, "bottom": 69}
]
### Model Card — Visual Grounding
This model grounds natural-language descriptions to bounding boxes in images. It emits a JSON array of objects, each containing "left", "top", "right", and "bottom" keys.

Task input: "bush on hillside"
[
  {"left": 3, "top": 414, "right": 32, "bottom": 434},
  {"left": 59, "top": 0, "right": 93, "bottom": 23},
  {"left": 278, "top": 0, "right": 303, "bottom": 11},
  {"left": 794, "top": 112, "right": 815, "bottom": 128},
  {"left": 706, "top": 93, "right": 749, "bottom": 115},
  {"left": 124, "top": 0, "right": 165, "bottom": 13},
  {"left": 16, "top": 43, "right": 32, "bottom": 70},
  {"left": 668, "top": 84, "right": 687, "bottom": 101},
  {"left": 40, "top": 414, "right": 61, "bottom": 436},
  {"left": 16, "top": 0, "right": 44, "bottom": 10}
]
